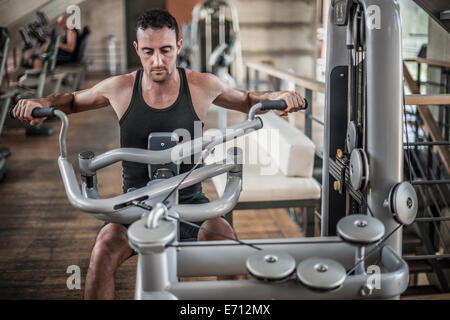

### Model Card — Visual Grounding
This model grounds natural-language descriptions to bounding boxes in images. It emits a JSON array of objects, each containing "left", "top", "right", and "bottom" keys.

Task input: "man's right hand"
[{"left": 12, "top": 98, "right": 50, "bottom": 126}]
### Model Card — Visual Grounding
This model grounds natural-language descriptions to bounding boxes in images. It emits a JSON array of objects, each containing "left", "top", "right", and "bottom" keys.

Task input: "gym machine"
[
  {"left": 14, "top": 11, "right": 90, "bottom": 94},
  {"left": 18, "top": 0, "right": 418, "bottom": 299},
  {"left": 190, "top": 0, "right": 243, "bottom": 86},
  {"left": 5, "top": 12, "right": 61, "bottom": 136},
  {"left": 15, "top": 11, "right": 49, "bottom": 72},
  {"left": 15, "top": 28, "right": 61, "bottom": 99},
  {"left": 321, "top": 0, "right": 418, "bottom": 259},
  {"left": 24, "top": 104, "right": 410, "bottom": 300},
  {"left": 188, "top": 0, "right": 244, "bottom": 130}
]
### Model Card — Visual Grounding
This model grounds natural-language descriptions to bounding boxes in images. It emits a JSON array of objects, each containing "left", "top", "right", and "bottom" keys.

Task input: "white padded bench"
[{"left": 204, "top": 112, "right": 321, "bottom": 236}]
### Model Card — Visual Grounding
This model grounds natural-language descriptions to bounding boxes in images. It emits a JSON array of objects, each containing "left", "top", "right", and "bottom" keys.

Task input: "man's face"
[{"left": 133, "top": 26, "right": 182, "bottom": 83}]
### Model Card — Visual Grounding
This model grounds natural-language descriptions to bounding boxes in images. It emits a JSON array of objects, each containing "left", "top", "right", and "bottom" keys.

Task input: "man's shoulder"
[
  {"left": 105, "top": 71, "right": 137, "bottom": 88},
  {"left": 184, "top": 68, "right": 218, "bottom": 87},
  {"left": 96, "top": 71, "right": 137, "bottom": 94}
]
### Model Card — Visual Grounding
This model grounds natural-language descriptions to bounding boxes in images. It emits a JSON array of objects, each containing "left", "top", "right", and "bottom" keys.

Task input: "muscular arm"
[
  {"left": 59, "top": 30, "right": 77, "bottom": 53},
  {"left": 209, "top": 74, "right": 306, "bottom": 115},
  {"left": 13, "top": 76, "right": 115, "bottom": 124},
  {"left": 44, "top": 85, "right": 110, "bottom": 114}
]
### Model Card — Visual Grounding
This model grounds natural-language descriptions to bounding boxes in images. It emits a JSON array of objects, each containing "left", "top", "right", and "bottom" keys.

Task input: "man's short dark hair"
[{"left": 136, "top": 8, "right": 179, "bottom": 41}]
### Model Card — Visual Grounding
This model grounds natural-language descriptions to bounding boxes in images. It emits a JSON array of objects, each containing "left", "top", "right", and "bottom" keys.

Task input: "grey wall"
[
  {"left": 78, "top": 0, "right": 127, "bottom": 74},
  {"left": 232, "top": 0, "right": 317, "bottom": 78}
]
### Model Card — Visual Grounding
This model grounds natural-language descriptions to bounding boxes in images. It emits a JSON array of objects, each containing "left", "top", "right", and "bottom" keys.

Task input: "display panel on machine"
[
  {"left": 148, "top": 132, "right": 180, "bottom": 180},
  {"left": 334, "top": 0, "right": 353, "bottom": 26}
]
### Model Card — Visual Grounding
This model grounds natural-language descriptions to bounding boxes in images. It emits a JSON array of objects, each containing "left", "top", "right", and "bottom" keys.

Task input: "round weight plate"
[
  {"left": 392, "top": 182, "right": 418, "bottom": 225},
  {"left": 246, "top": 250, "right": 296, "bottom": 282},
  {"left": 346, "top": 121, "right": 358, "bottom": 153},
  {"left": 337, "top": 214, "right": 385, "bottom": 244},
  {"left": 349, "top": 149, "right": 369, "bottom": 191},
  {"left": 349, "top": 149, "right": 363, "bottom": 190},
  {"left": 296, "top": 258, "right": 346, "bottom": 291},
  {"left": 128, "top": 218, "right": 177, "bottom": 246},
  {"left": 361, "top": 149, "right": 370, "bottom": 189}
]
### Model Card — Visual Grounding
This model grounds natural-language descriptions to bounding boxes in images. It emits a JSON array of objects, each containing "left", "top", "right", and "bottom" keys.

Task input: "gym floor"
[{"left": 0, "top": 75, "right": 304, "bottom": 299}]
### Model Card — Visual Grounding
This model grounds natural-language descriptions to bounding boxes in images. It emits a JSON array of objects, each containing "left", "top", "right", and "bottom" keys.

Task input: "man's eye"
[{"left": 145, "top": 51, "right": 153, "bottom": 55}]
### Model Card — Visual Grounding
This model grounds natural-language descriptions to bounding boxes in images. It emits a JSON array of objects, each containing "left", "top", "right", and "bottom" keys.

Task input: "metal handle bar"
[
  {"left": 87, "top": 118, "right": 262, "bottom": 172},
  {"left": 12, "top": 100, "right": 306, "bottom": 166},
  {"left": 87, "top": 100, "right": 306, "bottom": 171},
  {"left": 25, "top": 100, "right": 303, "bottom": 223},
  {"left": 59, "top": 156, "right": 237, "bottom": 214}
]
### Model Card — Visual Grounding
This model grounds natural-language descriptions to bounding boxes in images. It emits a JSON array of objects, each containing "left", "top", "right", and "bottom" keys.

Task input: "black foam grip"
[
  {"left": 260, "top": 100, "right": 287, "bottom": 111},
  {"left": 31, "top": 107, "right": 56, "bottom": 118},
  {"left": 10, "top": 107, "right": 56, "bottom": 119},
  {"left": 260, "top": 99, "right": 309, "bottom": 111}
]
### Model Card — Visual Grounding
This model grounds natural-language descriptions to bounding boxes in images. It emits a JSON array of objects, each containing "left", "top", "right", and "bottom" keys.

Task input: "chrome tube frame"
[{"left": 53, "top": 105, "right": 260, "bottom": 223}]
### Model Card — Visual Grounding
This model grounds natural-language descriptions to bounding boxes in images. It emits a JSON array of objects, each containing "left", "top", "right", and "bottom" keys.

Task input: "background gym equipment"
[
  {"left": 0, "top": 26, "right": 11, "bottom": 181},
  {"left": 321, "top": 0, "right": 418, "bottom": 260},
  {"left": 9, "top": 11, "right": 60, "bottom": 98},
  {"left": 189, "top": 0, "right": 243, "bottom": 86},
  {"left": 187, "top": 0, "right": 244, "bottom": 130},
  {"left": 2, "top": 11, "right": 63, "bottom": 136},
  {"left": 3, "top": 11, "right": 91, "bottom": 137}
]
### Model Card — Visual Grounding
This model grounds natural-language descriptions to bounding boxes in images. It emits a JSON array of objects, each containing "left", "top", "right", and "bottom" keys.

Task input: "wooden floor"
[{"left": 0, "top": 76, "right": 448, "bottom": 300}]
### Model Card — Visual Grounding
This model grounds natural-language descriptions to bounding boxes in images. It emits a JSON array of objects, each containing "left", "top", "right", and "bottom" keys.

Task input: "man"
[{"left": 13, "top": 9, "right": 306, "bottom": 299}]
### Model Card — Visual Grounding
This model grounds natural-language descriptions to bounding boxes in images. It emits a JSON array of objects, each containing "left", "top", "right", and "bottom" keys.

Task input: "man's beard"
[{"left": 148, "top": 68, "right": 171, "bottom": 83}]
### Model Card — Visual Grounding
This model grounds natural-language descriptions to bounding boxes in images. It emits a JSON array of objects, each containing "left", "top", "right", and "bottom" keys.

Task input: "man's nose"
[{"left": 152, "top": 52, "right": 163, "bottom": 67}]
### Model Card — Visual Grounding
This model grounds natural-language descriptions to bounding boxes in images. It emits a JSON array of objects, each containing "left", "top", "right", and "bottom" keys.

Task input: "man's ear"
[
  {"left": 177, "top": 38, "right": 183, "bottom": 54},
  {"left": 133, "top": 40, "right": 139, "bottom": 55}
]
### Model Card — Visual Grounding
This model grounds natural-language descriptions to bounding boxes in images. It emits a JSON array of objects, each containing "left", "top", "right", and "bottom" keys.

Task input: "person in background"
[{"left": 33, "top": 13, "right": 78, "bottom": 69}]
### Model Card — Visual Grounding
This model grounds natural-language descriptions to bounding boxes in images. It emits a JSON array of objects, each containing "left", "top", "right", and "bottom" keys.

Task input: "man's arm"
[
  {"left": 59, "top": 30, "right": 77, "bottom": 53},
  {"left": 210, "top": 74, "right": 306, "bottom": 116},
  {"left": 13, "top": 76, "right": 114, "bottom": 125}
]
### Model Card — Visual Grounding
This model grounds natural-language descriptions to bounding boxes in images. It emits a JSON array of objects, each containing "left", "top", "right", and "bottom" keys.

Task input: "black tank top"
[{"left": 119, "top": 68, "right": 203, "bottom": 199}]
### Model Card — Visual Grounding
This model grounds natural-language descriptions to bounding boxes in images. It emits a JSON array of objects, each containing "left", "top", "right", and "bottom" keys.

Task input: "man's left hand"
[{"left": 267, "top": 91, "right": 307, "bottom": 116}]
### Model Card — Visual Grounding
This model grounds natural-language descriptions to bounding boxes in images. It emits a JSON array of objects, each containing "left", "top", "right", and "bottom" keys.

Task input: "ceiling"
[{"left": 413, "top": 0, "right": 450, "bottom": 34}]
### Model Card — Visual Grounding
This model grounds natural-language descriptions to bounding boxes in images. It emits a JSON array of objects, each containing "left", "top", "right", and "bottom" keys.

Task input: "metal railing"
[{"left": 245, "top": 61, "right": 325, "bottom": 144}]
